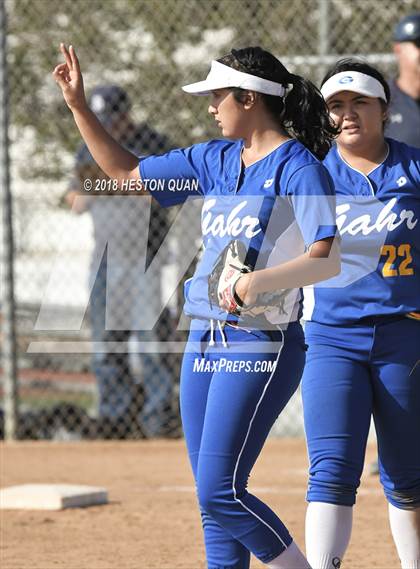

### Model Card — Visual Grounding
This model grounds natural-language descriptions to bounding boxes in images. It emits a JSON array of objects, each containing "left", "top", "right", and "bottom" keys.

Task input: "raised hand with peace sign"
[
  {"left": 52, "top": 43, "right": 140, "bottom": 184},
  {"left": 53, "top": 43, "right": 87, "bottom": 113}
]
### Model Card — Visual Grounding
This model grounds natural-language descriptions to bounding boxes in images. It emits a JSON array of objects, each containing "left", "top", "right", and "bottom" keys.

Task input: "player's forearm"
[
  {"left": 71, "top": 105, "right": 141, "bottom": 186},
  {"left": 249, "top": 238, "right": 340, "bottom": 294}
]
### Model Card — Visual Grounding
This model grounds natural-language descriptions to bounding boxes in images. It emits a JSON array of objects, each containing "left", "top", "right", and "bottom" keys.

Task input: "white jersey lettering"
[
  {"left": 336, "top": 198, "right": 418, "bottom": 236},
  {"left": 202, "top": 199, "right": 262, "bottom": 238}
]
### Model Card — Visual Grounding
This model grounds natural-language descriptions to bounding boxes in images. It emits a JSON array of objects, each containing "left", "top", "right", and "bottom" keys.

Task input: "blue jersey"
[
  {"left": 140, "top": 138, "right": 336, "bottom": 325},
  {"left": 304, "top": 138, "right": 420, "bottom": 325}
]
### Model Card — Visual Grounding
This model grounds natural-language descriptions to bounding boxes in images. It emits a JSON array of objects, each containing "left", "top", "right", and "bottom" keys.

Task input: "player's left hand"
[
  {"left": 227, "top": 273, "right": 257, "bottom": 310},
  {"left": 208, "top": 239, "right": 288, "bottom": 318}
]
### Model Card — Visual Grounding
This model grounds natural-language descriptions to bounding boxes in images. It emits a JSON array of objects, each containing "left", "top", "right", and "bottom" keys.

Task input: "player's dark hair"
[
  {"left": 321, "top": 58, "right": 391, "bottom": 104},
  {"left": 217, "top": 47, "right": 339, "bottom": 160}
]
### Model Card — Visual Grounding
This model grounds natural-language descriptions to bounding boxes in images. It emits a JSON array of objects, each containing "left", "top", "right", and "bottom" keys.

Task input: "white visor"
[
  {"left": 321, "top": 71, "right": 387, "bottom": 103},
  {"left": 182, "top": 60, "right": 287, "bottom": 97}
]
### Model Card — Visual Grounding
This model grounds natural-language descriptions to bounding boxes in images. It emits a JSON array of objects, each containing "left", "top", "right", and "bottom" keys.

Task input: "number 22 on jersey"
[{"left": 380, "top": 244, "right": 414, "bottom": 277}]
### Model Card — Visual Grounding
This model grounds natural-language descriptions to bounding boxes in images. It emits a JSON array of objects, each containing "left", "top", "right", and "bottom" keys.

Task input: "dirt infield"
[{"left": 1, "top": 439, "right": 398, "bottom": 569}]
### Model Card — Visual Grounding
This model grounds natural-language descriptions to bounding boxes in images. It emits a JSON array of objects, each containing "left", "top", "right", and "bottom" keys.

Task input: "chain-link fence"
[{"left": 1, "top": 0, "right": 418, "bottom": 440}]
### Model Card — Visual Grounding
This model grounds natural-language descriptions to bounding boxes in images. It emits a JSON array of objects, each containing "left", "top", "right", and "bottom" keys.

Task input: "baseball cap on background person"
[
  {"left": 88, "top": 85, "right": 132, "bottom": 126},
  {"left": 393, "top": 12, "right": 420, "bottom": 44},
  {"left": 387, "top": 12, "right": 420, "bottom": 148}
]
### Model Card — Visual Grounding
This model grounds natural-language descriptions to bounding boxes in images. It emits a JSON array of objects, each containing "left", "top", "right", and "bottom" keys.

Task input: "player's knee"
[
  {"left": 306, "top": 458, "right": 362, "bottom": 507},
  {"left": 197, "top": 488, "right": 229, "bottom": 518},
  {"left": 384, "top": 486, "right": 420, "bottom": 510},
  {"left": 196, "top": 478, "right": 234, "bottom": 518},
  {"left": 307, "top": 479, "right": 358, "bottom": 507}
]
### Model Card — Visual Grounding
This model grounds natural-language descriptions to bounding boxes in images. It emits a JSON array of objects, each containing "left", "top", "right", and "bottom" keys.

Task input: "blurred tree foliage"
[{"left": 5, "top": 0, "right": 419, "bottom": 180}]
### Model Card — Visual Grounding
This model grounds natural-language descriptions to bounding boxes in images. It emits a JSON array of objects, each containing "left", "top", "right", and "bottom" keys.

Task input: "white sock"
[
  {"left": 389, "top": 503, "right": 420, "bottom": 569},
  {"left": 305, "top": 502, "right": 353, "bottom": 569},
  {"left": 267, "top": 541, "right": 312, "bottom": 568}
]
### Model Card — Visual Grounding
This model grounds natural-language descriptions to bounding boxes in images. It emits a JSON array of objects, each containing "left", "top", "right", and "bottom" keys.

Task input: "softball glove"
[{"left": 208, "top": 239, "right": 288, "bottom": 318}]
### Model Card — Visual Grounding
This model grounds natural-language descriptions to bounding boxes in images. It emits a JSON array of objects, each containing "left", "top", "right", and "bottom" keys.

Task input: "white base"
[{"left": 0, "top": 484, "right": 108, "bottom": 510}]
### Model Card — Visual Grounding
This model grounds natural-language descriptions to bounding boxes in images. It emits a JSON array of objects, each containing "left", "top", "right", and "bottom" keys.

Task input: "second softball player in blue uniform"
[
  {"left": 302, "top": 60, "right": 420, "bottom": 569},
  {"left": 53, "top": 44, "right": 339, "bottom": 568}
]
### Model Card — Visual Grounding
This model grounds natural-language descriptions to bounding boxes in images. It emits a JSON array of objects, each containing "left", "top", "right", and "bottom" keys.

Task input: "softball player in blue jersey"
[
  {"left": 301, "top": 60, "right": 420, "bottom": 569},
  {"left": 54, "top": 44, "right": 340, "bottom": 568}
]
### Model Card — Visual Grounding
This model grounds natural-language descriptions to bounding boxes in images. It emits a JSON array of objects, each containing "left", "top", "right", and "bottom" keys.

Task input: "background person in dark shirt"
[
  {"left": 65, "top": 85, "right": 174, "bottom": 438},
  {"left": 386, "top": 12, "right": 420, "bottom": 147}
]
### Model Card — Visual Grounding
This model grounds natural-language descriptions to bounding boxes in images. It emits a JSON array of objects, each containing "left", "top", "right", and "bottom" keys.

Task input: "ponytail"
[{"left": 281, "top": 74, "right": 339, "bottom": 160}]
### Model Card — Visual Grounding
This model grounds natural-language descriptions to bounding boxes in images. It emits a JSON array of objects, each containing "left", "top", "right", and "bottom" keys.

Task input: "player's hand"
[
  {"left": 53, "top": 43, "right": 87, "bottom": 113},
  {"left": 227, "top": 273, "right": 257, "bottom": 311},
  {"left": 237, "top": 273, "right": 258, "bottom": 306}
]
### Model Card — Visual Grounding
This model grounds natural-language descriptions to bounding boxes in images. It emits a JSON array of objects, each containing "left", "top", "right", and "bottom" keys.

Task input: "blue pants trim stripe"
[{"left": 232, "top": 328, "right": 288, "bottom": 551}]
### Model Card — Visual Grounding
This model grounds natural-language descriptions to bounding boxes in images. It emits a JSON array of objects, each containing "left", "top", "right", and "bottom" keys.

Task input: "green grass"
[{"left": 17, "top": 390, "right": 95, "bottom": 412}]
